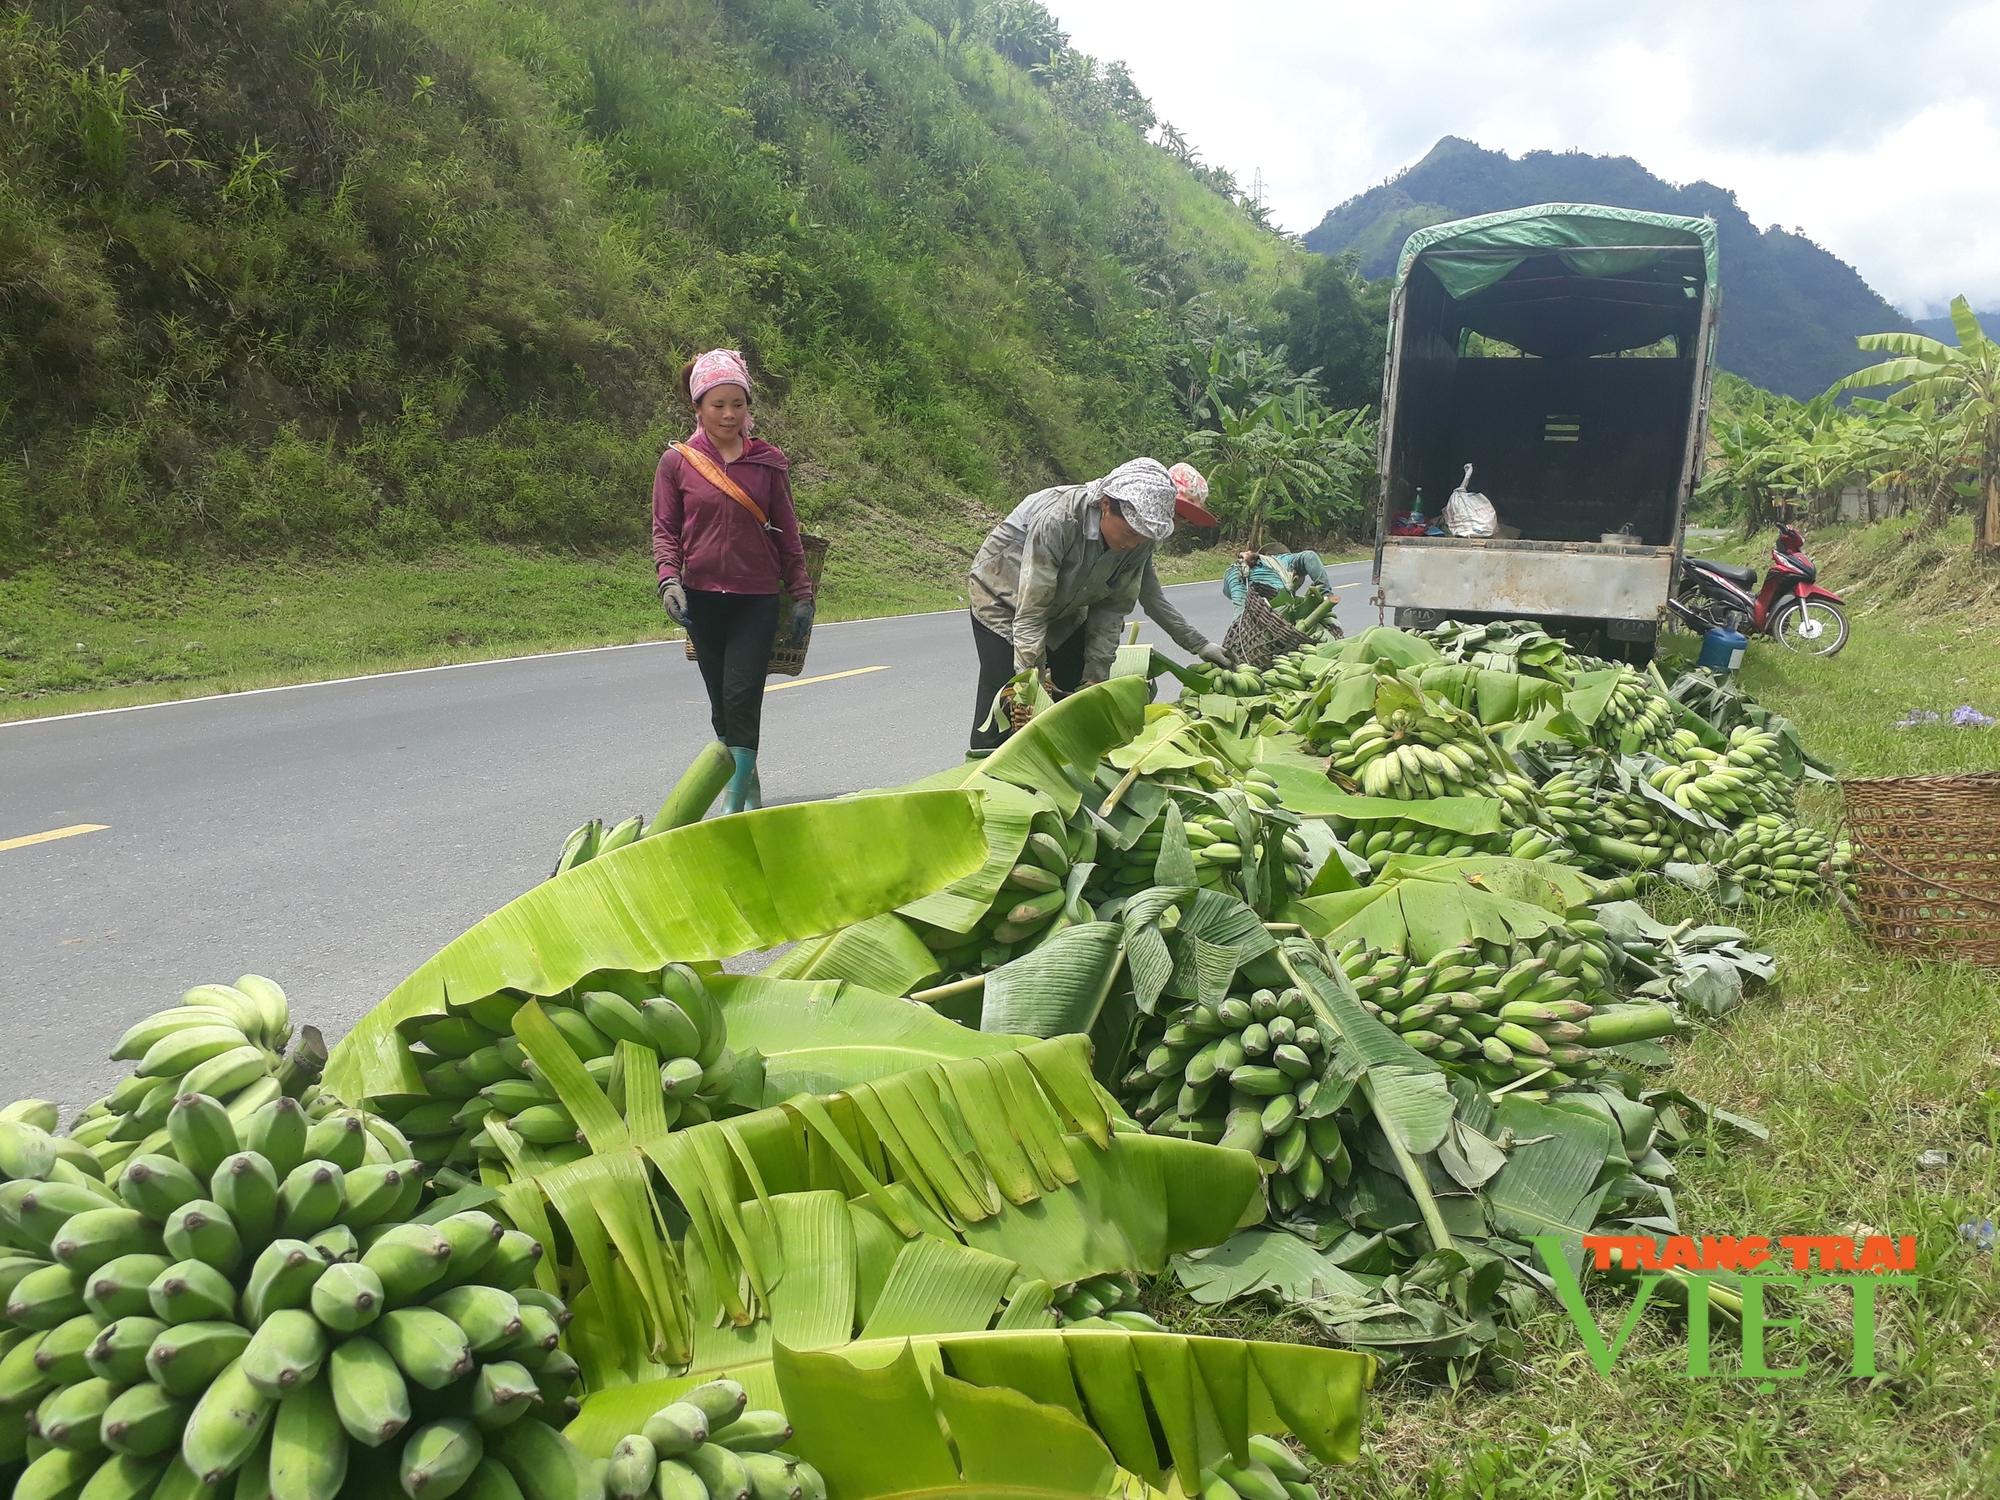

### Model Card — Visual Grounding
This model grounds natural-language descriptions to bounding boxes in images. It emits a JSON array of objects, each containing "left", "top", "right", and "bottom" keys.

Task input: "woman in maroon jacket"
[{"left": 653, "top": 349, "right": 814, "bottom": 813}]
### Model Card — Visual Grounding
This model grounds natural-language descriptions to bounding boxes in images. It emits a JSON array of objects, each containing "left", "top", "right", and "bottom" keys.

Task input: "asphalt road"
[{"left": 0, "top": 562, "right": 1376, "bottom": 1114}]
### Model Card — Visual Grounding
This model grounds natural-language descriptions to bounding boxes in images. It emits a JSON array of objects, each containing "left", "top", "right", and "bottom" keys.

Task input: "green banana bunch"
[
  {"left": 1118, "top": 984, "right": 1345, "bottom": 1215},
  {"left": 1048, "top": 1272, "right": 1165, "bottom": 1332},
  {"left": 1714, "top": 818, "right": 1851, "bottom": 901},
  {"left": 385, "top": 963, "right": 749, "bottom": 1188},
  {"left": 1327, "top": 708, "right": 1510, "bottom": 804},
  {"left": 550, "top": 813, "right": 648, "bottom": 877},
  {"left": 70, "top": 978, "right": 336, "bottom": 1180},
  {"left": 603, "top": 1383, "right": 826, "bottom": 1500},
  {"left": 1332, "top": 926, "right": 1685, "bottom": 1104},
  {"left": 7, "top": 1135, "right": 578, "bottom": 1497},
  {"left": 1325, "top": 812, "right": 1515, "bottom": 873}
]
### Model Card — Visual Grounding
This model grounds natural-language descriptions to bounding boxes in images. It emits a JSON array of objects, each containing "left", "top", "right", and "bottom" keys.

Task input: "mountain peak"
[{"left": 1306, "top": 139, "right": 1909, "bottom": 398}]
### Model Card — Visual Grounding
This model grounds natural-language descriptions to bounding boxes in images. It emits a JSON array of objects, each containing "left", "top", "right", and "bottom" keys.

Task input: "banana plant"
[{"left": 325, "top": 789, "right": 990, "bottom": 1102}]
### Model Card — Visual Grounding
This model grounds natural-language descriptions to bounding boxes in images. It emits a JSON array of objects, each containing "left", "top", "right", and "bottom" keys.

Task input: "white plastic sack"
[{"left": 1443, "top": 463, "right": 1498, "bottom": 538}]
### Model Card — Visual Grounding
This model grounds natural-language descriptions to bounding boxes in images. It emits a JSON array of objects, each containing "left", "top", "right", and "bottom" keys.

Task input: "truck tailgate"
[{"left": 1377, "top": 538, "right": 1675, "bottom": 621}]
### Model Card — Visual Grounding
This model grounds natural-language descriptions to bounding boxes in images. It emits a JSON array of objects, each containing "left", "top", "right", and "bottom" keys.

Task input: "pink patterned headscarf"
[{"left": 689, "top": 349, "right": 754, "bottom": 432}]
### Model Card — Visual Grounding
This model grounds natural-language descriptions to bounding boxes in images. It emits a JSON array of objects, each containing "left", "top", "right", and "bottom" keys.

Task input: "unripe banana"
[
  {"left": 85, "top": 1313, "right": 166, "bottom": 1385},
  {"left": 684, "top": 1441, "right": 753, "bottom": 1500},
  {"left": 477, "top": 1231, "right": 542, "bottom": 1294},
  {"left": 116, "top": 1158, "right": 208, "bottom": 1230},
  {"left": 84, "top": 1254, "right": 169, "bottom": 1322},
  {"left": 98, "top": 1381, "right": 192, "bottom": 1459},
  {"left": 180, "top": 1046, "right": 273, "bottom": 1102},
  {"left": 640, "top": 1401, "right": 708, "bottom": 1456},
  {"left": 232, "top": 976, "right": 292, "bottom": 1048},
  {"left": 182, "top": 1354, "right": 275, "bottom": 1485},
  {"left": 13, "top": 1447, "right": 100, "bottom": 1498},
  {"left": 146, "top": 1318, "right": 251, "bottom": 1397},
  {"left": 261, "top": 1370, "right": 343, "bottom": 1500},
  {"left": 243, "top": 1308, "right": 327, "bottom": 1397},
  {"left": 51, "top": 1208, "right": 162, "bottom": 1274},
  {"left": 361, "top": 1224, "right": 453, "bottom": 1307},
  {"left": 401, "top": 1417, "right": 484, "bottom": 1497},
  {"left": 481, "top": 1415, "right": 594, "bottom": 1499},
  {"left": 310, "top": 1262, "right": 384, "bottom": 1333},
  {"left": 40, "top": 1371, "right": 120, "bottom": 1450},
  {"left": 148, "top": 1258, "right": 236, "bottom": 1325},
  {"left": 655, "top": 1458, "right": 709, "bottom": 1500},
  {"left": 273, "top": 1161, "right": 344, "bottom": 1242},
  {"left": 240, "top": 1101, "right": 309, "bottom": 1181},
  {"left": 375, "top": 1307, "right": 473, "bottom": 1390},
  {"left": 302, "top": 1117, "right": 367, "bottom": 1175},
  {"left": 604, "top": 1434, "right": 656, "bottom": 1500},
  {"left": 181, "top": 985, "right": 269, "bottom": 1044},
  {"left": 308, "top": 1223, "right": 360, "bottom": 1265},
  {"left": 427, "top": 1285, "right": 520, "bottom": 1355},
  {"left": 466, "top": 1359, "right": 539, "bottom": 1432},
  {"left": 741, "top": 1451, "right": 803, "bottom": 1500},
  {"left": 240, "top": 1242, "right": 323, "bottom": 1337},
  {"left": 713, "top": 1411, "right": 792, "bottom": 1453},
  {"left": 166, "top": 1095, "right": 240, "bottom": 1182},
  {"left": 328, "top": 1335, "right": 409, "bottom": 1448},
  {"left": 7, "top": 1261, "right": 86, "bottom": 1329},
  {"left": 111, "top": 1009, "right": 242, "bottom": 1065}
]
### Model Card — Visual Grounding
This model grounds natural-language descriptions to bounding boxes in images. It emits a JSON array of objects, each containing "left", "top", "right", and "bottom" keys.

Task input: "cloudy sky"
[{"left": 1052, "top": 0, "right": 2000, "bottom": 317}]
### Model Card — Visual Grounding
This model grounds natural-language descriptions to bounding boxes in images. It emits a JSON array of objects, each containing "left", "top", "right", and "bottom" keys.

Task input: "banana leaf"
[
  {"left": 933, "top": 679, "right": 1151, "bottom": 817},
  {"left": 327, "top": 790, "right": 989, "bottom": 1102},
  {"left": 1460, "top": 1094, "right": 1616, "bottom": 1274},
  {"left": 979, "top": 924, "right": 1127, "bottom": 1038},
  {"left": 710, "top": 976, "right": 1030, "bottom": 1101},
  {"left": 897, "top": 777, "right": 1050, "bottom": 934},
  {"left": 1286, "top": 856, "right": 1595, "bottom": 960},
  {"left": 612, "top": 1039, "right": 1257, "bottom": 1330},
  {"left": 564, "top": 1115, "right": 1262, "bottom": 1396},
  {"left": 763, "top": 913, "right": 942, "bottom": 995},
  {"left": 1417, "top": 664, "right": 1564, "bottom": 725},
  {"left": 572, "top": 1328, "right": 1375, "bottom": 1484},
  {"left": 1262, "top": 775, "right": 1505, "bottom": 834},
  {"left": 1336, "top": 627, "right": 1441, "bottom": 670},
  {"left": 1560, "top": 668, "right": 1626, "bottom": 726}
]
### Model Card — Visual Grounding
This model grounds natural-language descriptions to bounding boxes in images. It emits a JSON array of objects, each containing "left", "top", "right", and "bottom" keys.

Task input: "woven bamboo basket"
[
  {"left": 684, "top": 533, "right": 830, "bottom": 678},
  {"left": 1842, "top": 771, "right": 2000, "bottom": 965},
  {"left": 1223, "top": 590, "right": 1313, "bottom": 670}
]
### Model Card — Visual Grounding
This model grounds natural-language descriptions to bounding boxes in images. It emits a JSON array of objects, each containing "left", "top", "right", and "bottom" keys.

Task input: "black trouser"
[
  {"left": 684, "top": 590, "right": 781, "bottom": 750},
  {"left": 969, "top": 613, "right": 1087, "bottom": 752}
]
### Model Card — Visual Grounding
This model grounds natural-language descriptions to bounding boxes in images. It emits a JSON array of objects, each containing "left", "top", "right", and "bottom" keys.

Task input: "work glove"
[
  {"left": 658, "top": 576, "right": 689, "bottom": 626},
  {"left": 1197, "top": 642, "right": 1233, "bottom": 668},
  {"left": 787, "top": 598, "right": 816, "bottom": 648}
]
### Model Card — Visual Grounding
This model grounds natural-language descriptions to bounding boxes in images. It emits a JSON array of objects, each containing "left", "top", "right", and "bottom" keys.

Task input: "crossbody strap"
[{"left": 671, "top": 442, "right": 771, "bottom": 530}]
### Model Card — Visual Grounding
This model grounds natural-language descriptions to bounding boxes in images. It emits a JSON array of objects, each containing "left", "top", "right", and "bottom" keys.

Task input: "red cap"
[{"left": 1175, "top": 495, "right": 1220, "bottom": 528}]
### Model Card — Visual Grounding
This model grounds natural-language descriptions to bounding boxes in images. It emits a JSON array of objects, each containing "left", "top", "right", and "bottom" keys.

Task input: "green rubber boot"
[{"left": 723, "top": 746, "right": 762, "bottom": 813}]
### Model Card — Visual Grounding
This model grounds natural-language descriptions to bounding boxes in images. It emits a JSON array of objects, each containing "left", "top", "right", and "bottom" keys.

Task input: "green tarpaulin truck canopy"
[{"left": 1393, "top": 203, "right": 1719, "bottom": 359}]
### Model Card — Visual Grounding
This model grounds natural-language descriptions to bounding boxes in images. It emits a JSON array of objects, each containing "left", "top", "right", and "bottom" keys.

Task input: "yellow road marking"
[
  {"left": 0, "top": 823, "right": 109, "bottom": 853},
  {"left": 766, "top": 665, "right": 890, "bottom": 693}
]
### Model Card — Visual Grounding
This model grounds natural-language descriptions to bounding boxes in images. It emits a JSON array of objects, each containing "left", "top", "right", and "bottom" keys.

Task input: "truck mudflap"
[{"left": 1376, "top": 537, "right": 1675, "bottom": 622}]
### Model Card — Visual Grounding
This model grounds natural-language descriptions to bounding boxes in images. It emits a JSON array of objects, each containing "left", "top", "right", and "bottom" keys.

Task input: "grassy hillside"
[
  {"left": 1304, "top": 136, "right": 1913, "bottom": 400},
  {"left": 0, "top": 0, "right": 1294, "bottom": 582}
]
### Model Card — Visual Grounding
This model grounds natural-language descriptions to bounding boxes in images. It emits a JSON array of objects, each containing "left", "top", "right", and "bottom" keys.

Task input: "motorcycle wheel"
[{"left": 1771, "top": 598, "right": 1849, "bottom": 656}]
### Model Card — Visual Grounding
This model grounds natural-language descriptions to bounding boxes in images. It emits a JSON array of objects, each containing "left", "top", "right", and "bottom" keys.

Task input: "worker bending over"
[{"left": 967, "top": 459, "right": 1227, "bottom": 752}]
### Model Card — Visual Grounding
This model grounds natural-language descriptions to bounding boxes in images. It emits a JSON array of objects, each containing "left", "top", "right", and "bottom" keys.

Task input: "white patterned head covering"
[{"left": 1094, "top": 457, "right": 1176, "bottom": 541}]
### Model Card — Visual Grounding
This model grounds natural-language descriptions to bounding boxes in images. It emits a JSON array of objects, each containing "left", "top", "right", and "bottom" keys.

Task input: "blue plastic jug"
[{"left": 1698, "top": 626, "right": 1747, "bottom": 675}]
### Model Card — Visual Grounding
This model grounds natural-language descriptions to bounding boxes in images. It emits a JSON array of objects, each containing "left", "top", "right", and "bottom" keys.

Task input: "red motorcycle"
[{"left": 1672, "top": 524, "right": 1849, "bottom": 655}]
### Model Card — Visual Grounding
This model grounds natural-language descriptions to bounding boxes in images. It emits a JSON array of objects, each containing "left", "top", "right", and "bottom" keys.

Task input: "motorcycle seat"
[{"left": 1690, "top": 557, "right": 1757, "bottom": 586}]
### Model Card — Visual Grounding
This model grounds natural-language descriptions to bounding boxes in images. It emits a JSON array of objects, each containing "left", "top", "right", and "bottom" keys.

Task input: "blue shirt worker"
[{"left": 1221, "top": 549, "right": 1334, "bottom": 616}]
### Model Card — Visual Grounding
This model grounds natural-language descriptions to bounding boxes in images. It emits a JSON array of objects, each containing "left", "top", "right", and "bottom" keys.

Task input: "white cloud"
[{"left": 1048, "top": 0, "right": 2000, "bottom": 314}]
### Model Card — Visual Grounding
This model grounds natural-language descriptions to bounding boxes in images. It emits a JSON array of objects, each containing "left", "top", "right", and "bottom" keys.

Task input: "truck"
[{"left": 1369, "top": 203, "right": 1720, "bottom": 656}]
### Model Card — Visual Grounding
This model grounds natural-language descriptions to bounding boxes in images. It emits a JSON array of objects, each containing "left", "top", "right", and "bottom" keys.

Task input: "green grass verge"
[{"left": 1155, "top": 519, "right": 2000, "bottom": 1498}]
